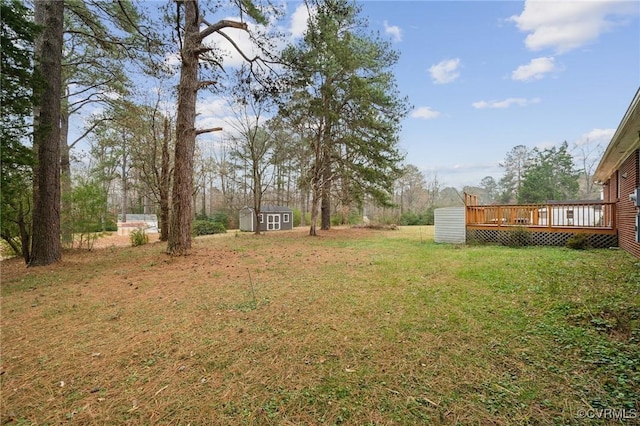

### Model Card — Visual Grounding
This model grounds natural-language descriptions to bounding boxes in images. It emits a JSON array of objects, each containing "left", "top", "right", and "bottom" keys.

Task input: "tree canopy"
[
  {"left": 518, "top": 141, "right": 580, "bottom": 203},
  {"left": 280, "top": 0, "right": 409, "bottom": 235}
]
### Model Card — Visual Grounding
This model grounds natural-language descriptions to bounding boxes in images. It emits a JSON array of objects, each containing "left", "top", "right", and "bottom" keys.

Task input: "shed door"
[{"left": 267, "top": 214, "right": 280, "bottom": 230}]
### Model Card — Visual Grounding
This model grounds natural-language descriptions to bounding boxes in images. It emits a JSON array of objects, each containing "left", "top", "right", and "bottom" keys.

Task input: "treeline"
[
  {"left": 2, "top": 0, "right": 414, "bottom": 264},
  {"left": 473, "top": 143, "right": 601, "bottom": 205},
  {"left": 1, "top": 0, "right": 600, "bottom": 265}
]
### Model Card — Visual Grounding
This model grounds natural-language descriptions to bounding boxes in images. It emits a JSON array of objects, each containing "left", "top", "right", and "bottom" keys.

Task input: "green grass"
[{"left": 1, "top": 226, "right": 638, "bottom": 425}]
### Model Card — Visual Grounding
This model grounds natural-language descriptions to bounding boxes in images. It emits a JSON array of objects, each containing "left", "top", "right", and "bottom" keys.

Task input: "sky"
[
  {"left": 355, "top": 0, "right": 640, "bottom": 188},
  {"left": 77, "top": 0, "right": 640, "bottom": 190}
]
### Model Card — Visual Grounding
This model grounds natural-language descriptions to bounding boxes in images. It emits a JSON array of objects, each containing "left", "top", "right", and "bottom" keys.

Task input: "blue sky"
[
  {"left": 78, "top": 1, "right": 640, "bottom": 190},
  {"left": 197, "top": 0, "right": 639, "bottom": 188},
  {"left": 357, "top": 0, "right": 640, "bottom": 188}
]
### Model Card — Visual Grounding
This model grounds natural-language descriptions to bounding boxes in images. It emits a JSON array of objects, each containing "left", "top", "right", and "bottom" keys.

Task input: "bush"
[
  {"left": 503, "top": 226, "right": 531, "bottom": 248},
  {"left": 398, "top": 209, "right": 434, "bottom": 226},
  {"left": 566, "top": 233, "right": 590, "bottom": 250},
  {"left": 130, "top": 228, "right": 149, "bottom": 247},
  {"left": 192, "top": 220, "right": 226, "bottom": 236},
  {"left": 104, "top": 218, "right": 118, "bottom": 232},
  {"left": 210, "top": 212, "right": 230, "bottom": 228}
]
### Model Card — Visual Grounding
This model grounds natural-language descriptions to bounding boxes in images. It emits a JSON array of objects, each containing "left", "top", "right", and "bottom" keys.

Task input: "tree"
[
  {"left": 573, "top": 138, "right": 604, "bottom": 199},
  {"left": 226, "top": 73, "right": 277, "bottom": 235},
  {"left": 1, "top": 0, "right": 39, "bottom": 262},
  {"left": 64, "top": 177, "right": 108, "bottom": 250},
  {"left": 479, "top": 176, "right": 499, "bottom": 204},
  {"left": 169, "top": 0, "right": 274, "bottom": 255},
  {"left": 498, "top": 145, "right": 531, "bottom": 203},
  {"left": 127, "top": 99, "right": 174, "bottom": 241},
  {"left": 281, "top": 0, "right": 409, "bottom": 235},
  {"left": 518, "top": 141, "right": 580, "bottom": 203},
  {"left": 425, "top": 172, "right": 441, "bottom": 208},
  {"left": 395, "top": 164, "right": 426, "bottom": 214},
  {"left": 59, "top": 0, "right": 160, "bottom": 241},
  {"left": 29, "top": 0, "right": 64, "bottom": 266}
]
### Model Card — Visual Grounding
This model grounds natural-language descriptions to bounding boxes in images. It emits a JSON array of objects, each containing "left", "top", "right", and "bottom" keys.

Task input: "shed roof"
[
  {"left": 593, "top": 88, "right": 640, "bottom": 183},
  {"left": 241, "top": 205, "right": 292, "bottom": 212}
]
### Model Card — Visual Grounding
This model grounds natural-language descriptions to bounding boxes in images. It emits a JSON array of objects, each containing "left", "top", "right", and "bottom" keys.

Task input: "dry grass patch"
[{"left": 1, "top": 226, "right": 638, "bottom": 425}]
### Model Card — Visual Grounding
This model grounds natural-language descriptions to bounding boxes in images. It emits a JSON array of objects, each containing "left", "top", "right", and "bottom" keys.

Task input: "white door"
[{"left": 267, "top": 214, "right": 280, "bottom": 230}]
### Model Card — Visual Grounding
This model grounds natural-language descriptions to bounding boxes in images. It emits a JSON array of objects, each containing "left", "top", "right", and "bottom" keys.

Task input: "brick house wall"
[
  {"left": 604, "top": 149, "right": 640, "bottom": 257},
  {"left": 594, "top": 89, "right": 639, "bottom": 258}
]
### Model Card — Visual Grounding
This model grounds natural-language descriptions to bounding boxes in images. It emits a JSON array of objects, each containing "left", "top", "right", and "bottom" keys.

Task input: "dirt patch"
[{"left": 91, "top": 232, "right": 161, "bottom": 249}]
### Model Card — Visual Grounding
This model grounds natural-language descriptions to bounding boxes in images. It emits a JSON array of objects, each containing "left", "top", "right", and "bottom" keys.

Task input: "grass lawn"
[{"left": 1, "top": 226, "right": 638, "bottom": 425}]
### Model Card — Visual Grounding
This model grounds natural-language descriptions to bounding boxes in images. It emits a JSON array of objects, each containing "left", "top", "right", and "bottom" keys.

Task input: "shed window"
[
  {"left": 259, "top": 214, "right": 264, "bottom": 223},
  {"left": 283, "top": 213, "right": 290, "bottom": 223}
]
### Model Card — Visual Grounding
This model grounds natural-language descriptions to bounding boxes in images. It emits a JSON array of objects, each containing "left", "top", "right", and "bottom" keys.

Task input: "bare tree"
[
  {"left": 226, "top": 79, "right": 276, "bottom": 235},
  {"left": 573, "top": 138, "right": 604, "bottom": 199},
  {"left": 499, "top": 145, "right": 531, "bottom": 203}
]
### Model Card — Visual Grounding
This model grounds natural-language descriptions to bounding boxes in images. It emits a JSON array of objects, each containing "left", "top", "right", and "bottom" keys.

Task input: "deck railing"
[{"left": 466, "top": 201, "right": 616, "bottom": 231}]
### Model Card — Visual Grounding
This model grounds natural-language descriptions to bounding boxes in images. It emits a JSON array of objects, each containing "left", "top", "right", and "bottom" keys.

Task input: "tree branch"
[
  {"left": 198, "top": 80, "right": 218, "bottom": 89},
  {"left": 196, "top": 127, "right": 223, "bottom": 136},
  {"left": 69, "top": 117, "right": 113, "bottom": 149},
  {"left": 199, "top": 19, "right": 248, "bottom": 42}
]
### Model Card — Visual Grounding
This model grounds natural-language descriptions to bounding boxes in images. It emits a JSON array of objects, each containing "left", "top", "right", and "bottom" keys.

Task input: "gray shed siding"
[
  {"left": 239, "top": 208, "right": 254, "bottom": 232},
  {"left": 434, "top": 207, "right": 466, "bottom": 244},
  {"left": 239, "top": 206, "right": 294, "bottom": 232}
]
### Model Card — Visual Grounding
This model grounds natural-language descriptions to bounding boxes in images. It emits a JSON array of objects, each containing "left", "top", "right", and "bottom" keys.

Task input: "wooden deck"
[{"left": 464, "top": 194, "right": 616, "bottom": 235}]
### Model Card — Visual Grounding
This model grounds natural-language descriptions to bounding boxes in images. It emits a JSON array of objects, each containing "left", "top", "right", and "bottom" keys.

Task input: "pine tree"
[
  {"left": 281, "top": 0, "right": 409, "bottom": 235},
  {"left": 29, "top": 0, "right": 64, "bottom": 266},
  {"left": 0, "top": 0, "right": 39, "bottom": 262},
  {"left": 518, "top": 141, "right": 580, "bottom": 203}
]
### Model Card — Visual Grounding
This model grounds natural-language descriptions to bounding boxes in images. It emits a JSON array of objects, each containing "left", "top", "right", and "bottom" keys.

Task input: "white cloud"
[
  {"left": 411, "top": 106, "right": 441, "bottom": 120},
  {"left": 197, "top": 97, "right": 229, "bottom": 117},
  {"left": 472, "top": 97, "right": 541, "bottom": 109},
  {"left": 576, "top": 128, "right": 615, "bottom": 146},
  {"left": 383, "top": 20, "right": 402, "bottom": 42},
  {"left": 164, "top": 52, "right": 181, "bottom": 67},
  {"left": 428, "top": 58, "right": 461, "bottom": 84},
  {"left": 511, "top": 56, "right": 557, "bottom": 81},
  {"left": 203, "top": 18, "right": 262, "bottom": 68},
  {"left": 290, "top": 3, "right": 313, "bottom": 39},
  {"left": 509, "top": 0, "right": 638, "bottom": 53}
]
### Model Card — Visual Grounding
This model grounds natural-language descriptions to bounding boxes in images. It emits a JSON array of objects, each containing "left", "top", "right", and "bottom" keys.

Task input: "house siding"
[{"left": 616, "top": 149, "right": 640, "bottom": 257}]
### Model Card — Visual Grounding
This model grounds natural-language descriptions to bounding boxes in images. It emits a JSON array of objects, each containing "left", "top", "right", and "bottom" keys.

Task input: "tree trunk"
[
  {"left": 159, "top": 117, "right": 171, "bottom": 241},
  {"left": 18, "top": 203, "right": 31, "bottom": 262},
  {"left": 60, "top": 102, "right": 73, "bottom": 245},
  {"left": 168, "top": 0, "right": 199, "bottom": 255},
  {"left": 29, "top": 0, "right": 63, "bottom": 266},
  {"left": 120, "top": 130, "right": 128, "bottom": 224},
  {"left": 299, "top": 191, "right": 306, "bottom": 227},
  {"left": 321, "top": 176, "right": 331, "bottom": 230},
  {"left": 309, "top": 186, "right": 319, "bottom": 236}
]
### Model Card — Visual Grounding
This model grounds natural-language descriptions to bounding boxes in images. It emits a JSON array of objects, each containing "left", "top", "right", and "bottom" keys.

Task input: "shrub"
[
  {"left": 399, "top": 212, "right": 419, "bottom": 226},
  {"left": 104, "top": 218, "right": 118, "bottom": 232},
  {"left": 130, "top": 228, "right": 149, "bottom": 247},
  {"left": 210, "top": 212, "right": 230, "bottom": 228},
  {"left": 566, "top": 233, "right": 590, "bottom": 250},
  {"left": 398, "top": 209, "right": 434, "bottom": 226},
  {"left": 192, "top": 220, "right": 226, "bottom": 236},
  {"left": 503, "top": 226, "right": 531, "bottom": 248},
  {"left": 292, "top": 209, "right": 312, "bottom": 227}
]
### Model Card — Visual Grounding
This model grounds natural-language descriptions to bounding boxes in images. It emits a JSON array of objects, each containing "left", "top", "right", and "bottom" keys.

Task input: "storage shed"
[
  {"left": 239, "top": 205, "right": 294, "bottom": 232},
  {"left": 434, "top": 207, "right": 466, "bottom": 244}
]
